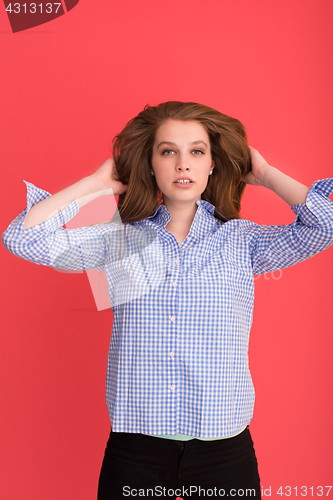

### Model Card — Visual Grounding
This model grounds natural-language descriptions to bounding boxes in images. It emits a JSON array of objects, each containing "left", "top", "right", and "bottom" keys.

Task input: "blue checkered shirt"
[{"left": 2, "top": 178, "right": 333, "bottom": 437}]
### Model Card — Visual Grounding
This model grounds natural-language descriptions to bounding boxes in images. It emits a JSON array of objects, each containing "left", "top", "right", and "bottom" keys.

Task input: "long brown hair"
[{"left": 112, "top": 101, "right": 251, "bottom": 223}]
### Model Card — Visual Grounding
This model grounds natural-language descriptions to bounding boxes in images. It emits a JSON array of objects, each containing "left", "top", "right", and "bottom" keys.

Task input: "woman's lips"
[{"left": 173, "top": 180, "right": 194, "bottom": 188}]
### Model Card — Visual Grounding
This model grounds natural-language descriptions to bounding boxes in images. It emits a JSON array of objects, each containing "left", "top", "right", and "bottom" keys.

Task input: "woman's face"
[{"left": 151, "top": 119, "right": 214, "bottom": 210}]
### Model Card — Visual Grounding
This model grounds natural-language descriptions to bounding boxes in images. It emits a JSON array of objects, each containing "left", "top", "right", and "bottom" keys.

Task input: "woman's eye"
[{"left": 161, "top": 149, "right": 204, "bottom": 155}]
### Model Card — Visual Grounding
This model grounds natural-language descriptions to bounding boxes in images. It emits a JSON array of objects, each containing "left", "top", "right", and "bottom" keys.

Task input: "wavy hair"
[{"left": 112, "top": 101, "right": 251, "bottom": 223}]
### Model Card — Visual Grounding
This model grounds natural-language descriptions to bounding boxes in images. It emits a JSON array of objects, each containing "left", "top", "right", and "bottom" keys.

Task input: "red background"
[{"left": 1, "top": 1, "right": 332, "bottom": 499}]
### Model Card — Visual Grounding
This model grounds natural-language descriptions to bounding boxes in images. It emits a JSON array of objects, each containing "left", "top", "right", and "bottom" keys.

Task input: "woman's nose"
[{"left": 176, "top": 153, "right": 190, "bottom": 170}]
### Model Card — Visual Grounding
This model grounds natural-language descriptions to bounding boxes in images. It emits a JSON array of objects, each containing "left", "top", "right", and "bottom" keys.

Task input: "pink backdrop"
[{"left": 1, "top": 1, "right": 332, "bottom": 499}]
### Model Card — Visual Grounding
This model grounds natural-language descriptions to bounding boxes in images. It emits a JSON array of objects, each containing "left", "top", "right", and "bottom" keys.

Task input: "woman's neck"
[
  {"left": 164, "top": 199, "right": 198, "bottom": 223},
  {"left": 163, "top": 200, "right": 198, "bottom": 245}
]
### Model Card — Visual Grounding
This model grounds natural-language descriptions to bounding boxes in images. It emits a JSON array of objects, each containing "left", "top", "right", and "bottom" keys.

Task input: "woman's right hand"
[{"left": 93, "top": 158, "right": 128, "bottom": 195}]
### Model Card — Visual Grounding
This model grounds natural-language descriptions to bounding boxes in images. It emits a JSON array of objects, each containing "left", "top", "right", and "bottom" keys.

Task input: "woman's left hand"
[
  {"left": 242, "top": 147, "right": 273, "bottom": 187},
  {"left": 242, "top": 146, "right": 309, "bottom": 205}
]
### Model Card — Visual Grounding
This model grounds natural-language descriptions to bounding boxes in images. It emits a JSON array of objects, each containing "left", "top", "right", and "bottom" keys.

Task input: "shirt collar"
[
  {"left": 146, "top": 204, "right": 171, "bottom": 228},
  {"left": 148, "top": 199, "right": 215, "bottom": 219},
  {"left": 195, "top": 199, "right": 216, "bottom": 215},
  {"left": 147, "top": 204, "right": 167, "bottom": 219},
  {"left": 144, "top": 199, "right": 217, "bottom": 240}
]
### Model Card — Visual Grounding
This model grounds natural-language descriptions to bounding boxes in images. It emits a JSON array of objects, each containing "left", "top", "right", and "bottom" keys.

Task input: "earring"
[
  {"left": 151, "top": 171, "right": 154, "bottom": 176},
  {"left": 209, "top": 170, "right": 213, "bottom": 175}
]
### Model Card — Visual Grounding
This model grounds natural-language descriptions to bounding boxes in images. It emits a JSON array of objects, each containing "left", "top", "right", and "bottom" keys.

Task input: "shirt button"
[
  {"left": 175, "top": 258, "right": 180, "bottom": 264},
  {"left": 169, "top": 351, "right": 175, "bottom": 358},
  {"left": 170, "top": 385, "right": 175, "bottom": 391},
  {"left": 307, "top": 200, "right": 314, "bottom": 208},
  {"left": 170, "top": 315, "right": 176, "bottom": 322},
  {"left": 171, "top": 281, "right": 177, "bottom": 287}
]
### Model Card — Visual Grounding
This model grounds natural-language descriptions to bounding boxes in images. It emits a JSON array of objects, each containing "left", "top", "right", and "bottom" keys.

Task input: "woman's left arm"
[
  {"left": 242, "top": 147, "right": 333, "bottom": 276},
  {"left": 243, "top": 147, "right": 309, "bottom": 206}
]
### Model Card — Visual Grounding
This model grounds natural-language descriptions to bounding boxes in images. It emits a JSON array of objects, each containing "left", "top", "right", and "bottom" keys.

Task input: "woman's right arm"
[
  {"left": 23, "top": 159, "right": 127, "bottom": 229},
  {"left": 2, "top": 159, "right": 128, "bottom": 271}
]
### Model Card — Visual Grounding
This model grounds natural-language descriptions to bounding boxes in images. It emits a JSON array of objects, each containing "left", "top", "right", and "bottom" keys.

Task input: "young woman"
[{"left": 2, "top": 101, "right": 333, "bottom": 499}]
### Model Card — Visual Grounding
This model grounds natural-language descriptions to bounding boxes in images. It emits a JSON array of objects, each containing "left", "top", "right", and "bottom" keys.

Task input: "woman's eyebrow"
[{"left": 157, "top": 140, "right": 208, "bottom": 148}]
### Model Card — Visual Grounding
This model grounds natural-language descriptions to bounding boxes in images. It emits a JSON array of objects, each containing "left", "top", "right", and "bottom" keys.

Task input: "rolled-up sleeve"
[
  {"left": 243, "top": 178, "right": 333, "bottom": 275},
  {"left": 2, "top": 181, "right": 109, "bottom": 271}
]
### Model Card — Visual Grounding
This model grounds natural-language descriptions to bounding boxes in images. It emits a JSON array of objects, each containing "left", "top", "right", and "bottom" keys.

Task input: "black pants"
[{"left": 97, "top": 426, "right": 261, "bottom": 499}]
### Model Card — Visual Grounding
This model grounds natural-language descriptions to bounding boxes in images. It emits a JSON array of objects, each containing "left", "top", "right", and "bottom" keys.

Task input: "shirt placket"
[{"left": 162, "top": 236, "right": 180, "bottom": 434}]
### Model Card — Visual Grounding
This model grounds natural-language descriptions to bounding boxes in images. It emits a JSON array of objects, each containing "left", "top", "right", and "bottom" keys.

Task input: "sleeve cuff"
[
  {"left": 23, "top": 180, "right": 79, "bottom": 233},
  {"left": 291, "top": 177, "right": 333, "bottom": 226}
]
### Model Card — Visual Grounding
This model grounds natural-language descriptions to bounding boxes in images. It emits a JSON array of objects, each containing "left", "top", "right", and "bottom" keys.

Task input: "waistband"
[{"left": 142, "top": 425, "right": 248, "bottom": 442}]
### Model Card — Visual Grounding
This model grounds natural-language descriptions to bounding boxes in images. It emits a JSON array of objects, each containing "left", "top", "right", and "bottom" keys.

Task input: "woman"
[{"left": 3, "top": 101, "right": 333, "bottom": 499}]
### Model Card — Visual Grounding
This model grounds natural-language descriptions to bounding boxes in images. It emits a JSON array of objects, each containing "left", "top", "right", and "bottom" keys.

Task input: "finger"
[{"left": 249, "top": 146, "right": 258, "bottom": 155}]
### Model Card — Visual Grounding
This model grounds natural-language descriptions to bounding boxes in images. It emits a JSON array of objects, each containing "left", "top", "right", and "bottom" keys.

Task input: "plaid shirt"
[{"left": 2, "top": 178, "right": 333, "bottom": 437}]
